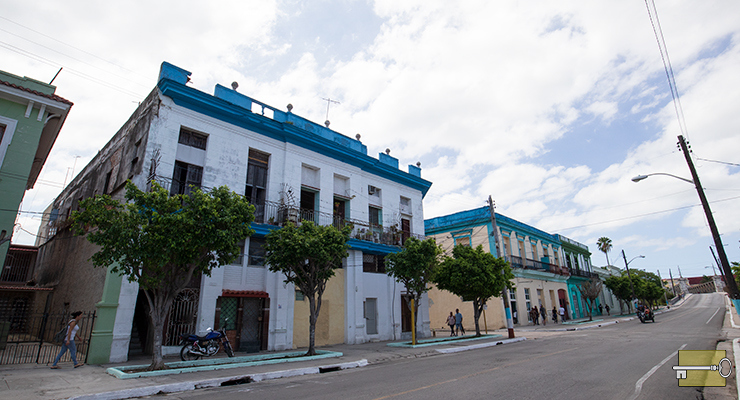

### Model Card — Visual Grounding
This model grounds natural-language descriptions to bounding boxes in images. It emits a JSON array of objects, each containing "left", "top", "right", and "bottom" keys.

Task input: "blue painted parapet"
[{"left": 158, "top": 62, "right": 191, "bottom": 85}]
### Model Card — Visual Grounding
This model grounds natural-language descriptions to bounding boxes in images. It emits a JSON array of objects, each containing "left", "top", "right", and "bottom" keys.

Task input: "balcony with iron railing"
[
  {"left": 45, "top": 176, "right": 422, "bottom": 248},
  {"left": 506, "top": 255, "right": 571, "bottom": 277},
  {"left": 252, "top": 199, "right": 422, "bottom": 247}
]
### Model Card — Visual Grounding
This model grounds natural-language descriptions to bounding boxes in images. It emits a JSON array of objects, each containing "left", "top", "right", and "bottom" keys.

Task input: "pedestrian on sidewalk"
[
  {"left": 605, "top": 304, "right": 610, "bottom": 316},
  {"left": 454, "top": 309, "right": 465, "bottom": 336},
  {"left": 540, "top": 305, "right": 547, "bottom": 326},
  {"left": 558, "top": 305, "right": 565, "bottom": 322},
  {"left": 552, "top": 306, "right": 558, "bottom": 323},
  {"left": 532, "top": 306, "right": 539, "bottom": 325},
  {"left": 599, "top": 304, "right": 604, "bottom": 315},
  {"left": 447, "top": 312, "right": 456, "bottom": 336},
  {"left": 51, "top": 311, "right": 84, "bottom": 369}
]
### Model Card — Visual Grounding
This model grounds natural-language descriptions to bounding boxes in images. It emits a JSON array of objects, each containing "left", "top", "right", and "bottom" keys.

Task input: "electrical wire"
[
  {"left": 644, "top": 0, "right": 690, "bottom": 141},
  {"left": 555, "top": 194, "right": 740, "bottom": 232},
  {"left": 0, "top": 16, "right": 150, "bottom": 81},
  {"left": 696, "top": 157, "right": 740, "bottom": 167},
  {"left": 0, "top": 27, "right": 150, "bottom": 90},
  {"left": 0, "top": 40, "right": 146, "bottom": 99}
]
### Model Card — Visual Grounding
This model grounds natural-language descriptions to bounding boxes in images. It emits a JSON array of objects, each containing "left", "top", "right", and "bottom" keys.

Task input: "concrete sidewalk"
[
  {"left": 0, "top": 294, "right": 730, "bottom": 400},
  {"left": 0, "top": 328, "right": 553, "bottom": 400}
]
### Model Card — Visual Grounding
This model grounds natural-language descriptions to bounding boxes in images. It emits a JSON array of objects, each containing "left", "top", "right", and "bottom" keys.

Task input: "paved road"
[{"left": 159, "top": 293, "right": 726, "bottom": 400}]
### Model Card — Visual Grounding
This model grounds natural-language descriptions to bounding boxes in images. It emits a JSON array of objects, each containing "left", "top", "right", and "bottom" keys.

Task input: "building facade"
[
  {"left": 424, "top": 207, "right": 571, "bottom": 331},
  {"left": 0, "top": 69, "right": 72, "bottom": 267},
  {"left": 0, "top": 69, "right": 71, "bottom": 321},
  {"left": 557, "top": 234, "right": 597, "bottom": 319},
  {"left": 33, "top": 62, "right": 432, "bottom": 363}
]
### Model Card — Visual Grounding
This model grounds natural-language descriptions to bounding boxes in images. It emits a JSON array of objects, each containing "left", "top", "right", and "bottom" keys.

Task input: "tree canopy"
[
  {"left": 603, "top": 269, "right": 667, "bottom": 312},
  {"left": 596, "top": 237, "right": 613, "bottom": 267},
  {"left": 434, "top": 245, "right": 514, "bottom": 337},
  {"left": 385, "top": 237, "right": 443, "bottom": 343},
  {"left": 72, "top": 181, "right": 254, "bottom": 370},
  {"left": 577, "top": 277, "right": 602, "bottom": 321},
  {"left": 265, "top": 221, "right": 351, "bottom": 355}
]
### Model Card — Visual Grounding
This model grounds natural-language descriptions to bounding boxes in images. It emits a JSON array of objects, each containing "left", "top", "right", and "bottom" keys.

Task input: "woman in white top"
[{"left": 51, "top": 311, "right": 84, "bottom": 369}]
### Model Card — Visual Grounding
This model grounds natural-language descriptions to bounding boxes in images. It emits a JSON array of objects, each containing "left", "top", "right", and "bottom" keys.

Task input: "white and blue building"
[{"left": 34, "top": 62, "right": 432, "bottom": 363}]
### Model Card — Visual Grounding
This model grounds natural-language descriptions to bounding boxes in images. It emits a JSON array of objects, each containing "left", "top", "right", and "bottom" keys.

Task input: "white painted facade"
[{"left": 107, "top": 63, "right": 430, "bottom": 357}]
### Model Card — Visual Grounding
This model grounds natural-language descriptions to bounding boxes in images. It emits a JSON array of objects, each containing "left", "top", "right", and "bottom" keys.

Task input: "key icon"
[{"left": 673, "top": 357, "right": 732, "bottom": 379}]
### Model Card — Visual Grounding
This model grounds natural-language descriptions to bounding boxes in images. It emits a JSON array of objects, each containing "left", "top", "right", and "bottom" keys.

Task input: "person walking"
[
  {"left": 51, "top": 311, "right": 84, "bottom": 369},
  {"left": 558, "top": 305, "right": 565, "bottom": 322},
  {"left": 605, "top": 304, "right": 610, "bottom": 316},
  {"left": 447, "top": 312, "right": 456, "bottom": 336},
  {"left": 599, "top": 304, "right": 604, "bottom": 315},
  {"left": 540, "top": 305, "right": 547, "bottom": 326},
  {"left": 532, "top": 306, "right": 539, "bottom": 325},
  {"left": 552, "top": 306, "right": 558, "bottom": 323},
  {"left": 454, "top": 309, "right": 465, "bottom": 336}
]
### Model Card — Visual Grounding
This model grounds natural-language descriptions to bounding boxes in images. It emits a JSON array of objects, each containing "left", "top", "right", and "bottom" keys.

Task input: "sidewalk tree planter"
[
  {"left": 265, "top": 221, "right": 351, "bottom": 356},
  {"left": 72, "top": 181, "right": 255, "bottom": 371},
  {"left": 434, "top": 245, "right": 514, "bottom": 337}
]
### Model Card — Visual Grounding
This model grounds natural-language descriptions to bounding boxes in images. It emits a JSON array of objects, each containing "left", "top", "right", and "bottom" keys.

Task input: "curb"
[
  {"left": 436, "top": 337, "right": 527, "bottom": 353},
  {"left": 67, "top": 359, "right": 368, "bottom": 400}
]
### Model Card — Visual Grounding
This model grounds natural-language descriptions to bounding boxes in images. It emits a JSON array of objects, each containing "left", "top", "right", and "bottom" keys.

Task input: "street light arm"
[{"left": 631, "top": 173, "right": 694, "bottom": 184}]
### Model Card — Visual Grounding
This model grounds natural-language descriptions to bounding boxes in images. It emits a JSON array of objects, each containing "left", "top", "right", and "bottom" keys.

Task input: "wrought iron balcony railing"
[{"left": 506, "top": 255, "right": 571, "bottom": 277}]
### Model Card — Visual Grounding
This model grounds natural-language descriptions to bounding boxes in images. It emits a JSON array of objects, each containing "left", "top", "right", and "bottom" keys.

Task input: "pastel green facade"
[{"left": 0, "top": 70, "right": 72, "bottom": 265}]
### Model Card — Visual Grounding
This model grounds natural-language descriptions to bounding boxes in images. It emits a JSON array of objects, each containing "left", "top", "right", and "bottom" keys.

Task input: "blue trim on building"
[
  {"left": 155, "top": 63, "right": 432, "bottom": 198},
  {"left": 250, "top": 224, "right": 400, "bottom": 256},
  {"left": 424, "top": 206, "right": 560, "bottom": 247}
]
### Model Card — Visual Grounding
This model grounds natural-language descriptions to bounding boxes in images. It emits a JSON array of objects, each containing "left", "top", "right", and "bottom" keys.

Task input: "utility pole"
[
  {"left": 677, "top": 135, "right": 740, "bottom": 300},
  {"left": 487, "top": 196, "right": 515, "bottom": 338},
  {"left": 657, "top": 270, "right": 669, "bottom": 308},
  {"left": 710, "top": 246, "right": 727, "bottom": 290},
  {"left": 622, "top": 250, "right": 637, "bottom": 311}
]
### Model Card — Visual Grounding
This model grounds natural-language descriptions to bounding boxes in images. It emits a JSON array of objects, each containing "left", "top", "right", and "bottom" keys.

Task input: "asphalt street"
[{"left": 129, "top": 293, "right": 729, "bottom": 400}]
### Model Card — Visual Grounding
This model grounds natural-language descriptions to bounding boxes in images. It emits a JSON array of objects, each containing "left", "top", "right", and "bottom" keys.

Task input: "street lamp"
[
  {"left": 622, "top": 251, "right": 644, "bottom": 310},
  {"left": 632, "top": 135, "right": 740, "bottom": 303}
]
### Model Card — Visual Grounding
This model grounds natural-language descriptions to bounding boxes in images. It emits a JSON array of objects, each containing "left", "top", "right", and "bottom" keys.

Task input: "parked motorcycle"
[
  {"left": 179, "top": 322, "right": 235, "bottom": 361},
  {"left": 637, "top": 308, "right": 655, "bottom": 323}
]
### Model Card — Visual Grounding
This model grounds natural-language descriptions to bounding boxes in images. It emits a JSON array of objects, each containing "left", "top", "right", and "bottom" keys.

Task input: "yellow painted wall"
[
  {"left": 428, "top": 231, "right": 507, "bottom": 334},
  {"left": 293, "top": 269, "right": 346, "bottom": 349},
  {"left": 427, "top": 285, "right": 507, "bottom": 335}
]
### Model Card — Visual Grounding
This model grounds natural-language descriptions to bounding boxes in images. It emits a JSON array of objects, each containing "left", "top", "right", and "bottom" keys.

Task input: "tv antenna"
[{"left": 321, "top": 97, "right": 340, "bottom": 124}]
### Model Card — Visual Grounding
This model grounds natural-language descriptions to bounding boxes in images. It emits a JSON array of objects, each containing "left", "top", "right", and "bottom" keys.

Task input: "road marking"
[
  {"left": 372, "top": 347, "right": 576, "bottom": 400},
  {"left": 707, "top": 307, "right": 720, "bottom": 324},
  {"left": 628, "top": 344, "right": 686, "bottom": 400}
]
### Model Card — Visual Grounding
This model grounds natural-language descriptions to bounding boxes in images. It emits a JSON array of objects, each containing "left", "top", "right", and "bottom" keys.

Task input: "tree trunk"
[
  {"left": 145, "top": 290, "right": 174, "bottom": 371},
  {"left": 307, "top": 295, "right": 317, "bottom": 356},
  {"left": 472, "top": 299, "right": 481, "bottom": 337}
]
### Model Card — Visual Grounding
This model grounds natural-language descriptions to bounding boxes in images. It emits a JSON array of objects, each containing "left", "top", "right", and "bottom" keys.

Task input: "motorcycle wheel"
[
  {"left": 180, "top": 343, "right": 202, "bottom": 361},
  {"left": 224, "top": 340, "right": 235, "bottom": 357}
]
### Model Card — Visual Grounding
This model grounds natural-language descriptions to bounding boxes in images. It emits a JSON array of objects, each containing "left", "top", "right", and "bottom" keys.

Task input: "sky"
[{"left": 2, "top": 0, "right": 740, "bottom": 280}]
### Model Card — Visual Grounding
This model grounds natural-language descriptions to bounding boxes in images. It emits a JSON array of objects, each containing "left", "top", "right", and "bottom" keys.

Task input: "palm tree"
[{"left": 597, "top": 237, "right": 613, "bottom": 267}]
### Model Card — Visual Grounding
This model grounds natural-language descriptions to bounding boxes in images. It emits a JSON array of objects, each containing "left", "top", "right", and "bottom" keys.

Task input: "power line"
[
  {"left": 696, "top": 157, "right": 740, "bottom": 167},
  {"left": 0, "top": 27, "right": 150, "bottom": 90},
  {"left": 644, "top": 0, "right": 690, "bottom": 141},
  {"left": 0, "top": 16, "right": 150, "bottom": 81},
  {"left": 555, "top": 194, "right": 740, "bottom": 232},
  {"left": 0, "top": 40, "right": 146, "bottom": 99}
]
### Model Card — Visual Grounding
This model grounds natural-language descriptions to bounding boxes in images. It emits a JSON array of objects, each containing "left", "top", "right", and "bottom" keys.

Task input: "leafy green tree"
[
  {"left": 265, "top": 221, "right": 351, "bottom": 356},
  {"left": 72, "top": 182, "right": 254, "bottom": 370},
  {"left": 578, "top": 277, "right": 603, "bottom": 321},
  {"left": 385, "top": 237, "right": 443, "bottom": 343},
  {"left": 732, "top": 262, "right": 740, "bottom": 284},
  {"left": 596, "top": 237, "right": 613, "bottom": 267},
  {"left": 434, "top": 245, "right": 514, "bottom": 337},
  {"left": 604, "top": 275, "right": 633, "bottom": 313}
]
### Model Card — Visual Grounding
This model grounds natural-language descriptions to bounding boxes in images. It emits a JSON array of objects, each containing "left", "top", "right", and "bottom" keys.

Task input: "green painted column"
[{"left": 86, "top": 263, "right": 122, "bottom": 364}]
